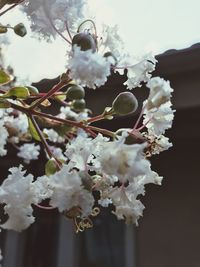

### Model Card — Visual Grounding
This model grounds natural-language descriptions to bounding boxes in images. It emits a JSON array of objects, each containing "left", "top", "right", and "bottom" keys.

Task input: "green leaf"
[
  {"left": 0, "top": 99, "right": 11, "bottom": 108},
  {"left": 28, "top": 118, "right": 41, "bottom": 142},
  {"left": 2, "top": 86, "right": 30, "bottom": 99},
  {"left": 0, "top": 69, "right": 11, "bottom": 85},
  {"left": 45, "top": 159, "right": 58, "bottom": 176}
]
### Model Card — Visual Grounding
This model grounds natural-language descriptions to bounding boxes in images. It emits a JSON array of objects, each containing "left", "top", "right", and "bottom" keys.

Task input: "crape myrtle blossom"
[
  {"left": 98, "top": 137, "right": 151, "bottom": 183},
  {"left": 0, "top": 0, "right": 175, "bottom": 237},
  {"left": 142, "top": 77, "right": 175, "bottom": 136},
  {"left": 99, "top": 171, "right": 163, "bottom": 224},
  {"left": 69, "top": 46, "right": 111, "bottom": 89},
  {"left": 49, "top": 164, "right": 94, "bottom": 216},
  {"left": 145, "top": 77, "right": 174, "bottom": 110},
  {"left": 64, "top": 134, "right": 108, "bottom": 171},
  {"left": 21, "top": 0, "right": 87, "bottom": 39},
  {"left": 17, "top": 143, "right": 40, "bottom": 164},
  {"left": 0, "top": 166, "right": 51, "bottom": 231},
  {"left": 120, "top": 54, "right": 157, "bottom": 90},
  {"left": 143, "top": 101, "right": 175, "bottom": 136}
]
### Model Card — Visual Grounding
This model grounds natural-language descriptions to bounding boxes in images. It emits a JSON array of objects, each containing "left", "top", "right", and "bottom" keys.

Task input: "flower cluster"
[{"left": 0, "top": 0, "right": 175, "bottom": 245}]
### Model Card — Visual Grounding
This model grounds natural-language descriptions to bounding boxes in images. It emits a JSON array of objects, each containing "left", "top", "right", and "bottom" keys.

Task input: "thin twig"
[
  {"left": 30, "top": 115, "right": 62, "bottom": 168},
  {"left": 0, "top": 2, "right": 21, "bottom": 17},
  {"left": 30, "top": 81, "right": 66, "bottom": 110}
]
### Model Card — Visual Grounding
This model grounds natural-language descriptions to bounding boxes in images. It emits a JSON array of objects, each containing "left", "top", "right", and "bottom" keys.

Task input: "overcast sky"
[{"left": 1, "top": 0, "right": 200, "bottom": 82}]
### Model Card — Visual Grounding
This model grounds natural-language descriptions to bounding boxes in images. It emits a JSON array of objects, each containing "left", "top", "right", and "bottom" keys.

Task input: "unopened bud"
[
  {"left": 72, "top": 33, "right": 96, "bottom": 52},
  {"left": 0, "top": 25, "right": 7, "bottom": 34},
  {"left": 14, "top": 23, "right": 27, "bottom": 37},
  {"left": 67, "top": 85, "right": 85, "bottom": 100},
  {"left": 72, "top": 99, "right": 86, "bottom": 111},
  {"left": 112, "top": 92, "right": 138, "bottom": 115}
]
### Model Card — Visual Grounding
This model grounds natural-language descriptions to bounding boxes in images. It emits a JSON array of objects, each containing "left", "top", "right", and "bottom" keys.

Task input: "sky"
[{"left": 1, "top": 0, "right": 200, "bottom": 82}]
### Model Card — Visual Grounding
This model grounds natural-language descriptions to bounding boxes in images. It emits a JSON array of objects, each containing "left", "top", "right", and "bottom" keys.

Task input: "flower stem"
[
  {"left": 29, "top": 115, "right": 62, "bottom": 168},
  {"left": 30, "top": 81, "right": 66, "bottom": 110},
  {"left": 0, "top": 2, "right": 21, "bottom": 16}
]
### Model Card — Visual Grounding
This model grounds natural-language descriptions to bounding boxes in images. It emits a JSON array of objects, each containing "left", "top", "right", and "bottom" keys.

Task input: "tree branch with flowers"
[{"left": 0, "top": 0, "right": 175, "bottom": 263}]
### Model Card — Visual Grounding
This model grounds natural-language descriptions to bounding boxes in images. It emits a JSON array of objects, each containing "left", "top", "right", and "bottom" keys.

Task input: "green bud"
[
  {"left": 72, "top": 33, "right": 96, "bottom": 52},
  {"left": 0, "top": 26, "right": 7, "bottom": 34},
  {"left": 67, "top": 85, "right": 85, "bottom": 100},
  {"left": 14, "top": 23, "right": 27, "bottom": 37},
  {"left": 45, "top": 159, "right": 58, "bottom": 176},
  {"left": 28, "top": 118, "right": 41, "bottom": 142},
  {"left": 112, "top": 92, "right": 138, "bottom": 116},
  {"left": 72, "top": 99, "right": 86, "bottom": 111}
]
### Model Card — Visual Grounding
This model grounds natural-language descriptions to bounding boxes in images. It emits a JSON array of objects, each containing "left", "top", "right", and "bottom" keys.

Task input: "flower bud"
[
  {"left": 67, "top": 85, "right": 85, "bottom": 100},
  {"left": 112, "top": 92, "right": 138, "bottom": 115},
  {"left": 72, "top": 33, "right": 96, "bottom": 52},
  {"left": 72, "top": 99, "right": 86, "bottom": 111},
  {"left": 0, "top": 25, "right": 7, "bottom": 34},
  {"left": 14, "top": 23, "right": 27, "bottom": 37}
]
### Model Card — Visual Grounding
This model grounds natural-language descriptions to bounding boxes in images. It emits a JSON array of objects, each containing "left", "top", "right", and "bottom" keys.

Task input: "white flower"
[
  {"left": 4, "top": 113, "right": 28, "bottom": 136},
  {"left": 110, "top": 187, "right": 144, "bottom": 225},
  {"left": 33, "top": 175, "right": 53, "bottom": 202},
  {"left": 58, "top": 106, "right": 78, "bottom": 120},
  {"left": 43, "top": 128, "right": 64, "bottom": 143},
  {"left": 107, "top": 171, "right": 162, "bottom": 224},
  {"left": 146, "top": 134, "right": 172, "bottom": 155},
  {"left": 154, "top": 135, "right": 172, "bottom": 153},
  {"left": 145, "top": 77, "right": 173, "bottom": 109},
  {"left": 0, "top": 166, "right": 37, "bottom": 231},
  {"left": 48, "top": 146, "right": 67, "bottom": 161},
  {"left": 143, "top": 101, "right": 175, "bottom": 135},
  {"left": 98, "top": 198, "right": 112, "bottom": 207},
  {"left": 124, "top": 54, "right": 157, "bottom": 89},
  {"left": 17, "top": 143, "right": 40, "bottom": 164},
  {"left": 49, "top": 165, "right": 94, "bottom": 216},
  {"left": 100, "top": 24, "right": 124, "bottom": 59},
  {"left": 69, "top": 46, "right": 111, "bottom": 89},
  {"left": 65, "top": 135, "right": 94, "bottom": 171},
  {"left": 22, "top": 0, "right": 86, "bottom": 39},
  {"left": 0, "top": 120, "right": 8, "bottom": 157},
  {"left": 98, "top": 138, "right": 151, "bottom": 183},
  {"left": 65, "top": 134, "right": 108, "bottom": 171}
]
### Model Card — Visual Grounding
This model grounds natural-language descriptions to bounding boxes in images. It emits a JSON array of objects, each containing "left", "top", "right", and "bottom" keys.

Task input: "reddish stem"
[
  {"left": 30, "top": 115, "right": 62, "bottom": 168},
  {"left": 30, "top": 81, "right": 66, "bottom": 110},
  {"left": 0, "top": 1, "right": 23, "bottom": 17},
  {"left": 87, "top": 114, "right": 105, "bottom": 124}
]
